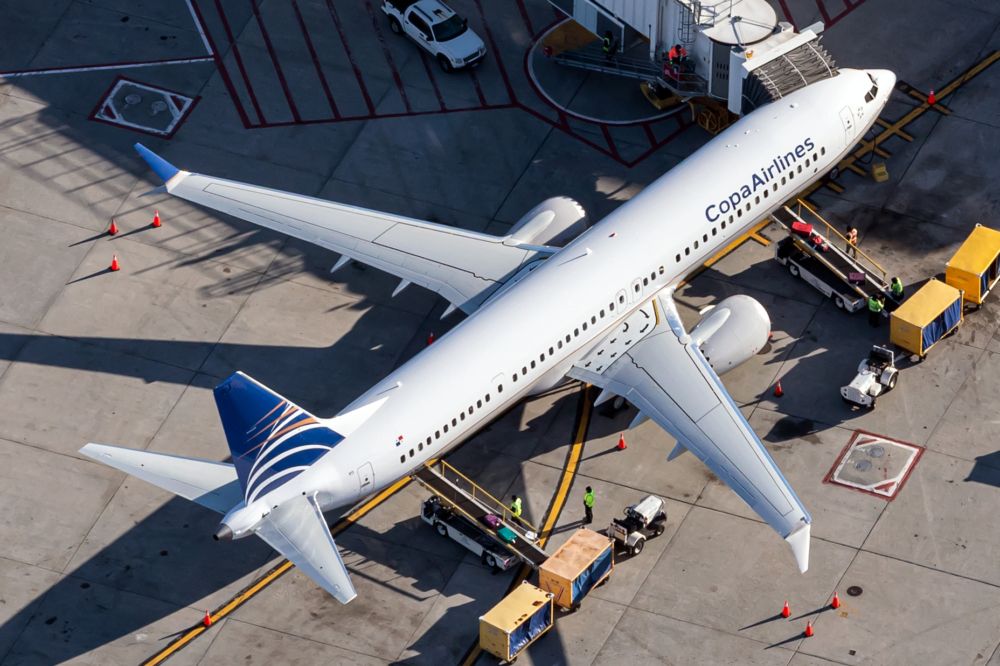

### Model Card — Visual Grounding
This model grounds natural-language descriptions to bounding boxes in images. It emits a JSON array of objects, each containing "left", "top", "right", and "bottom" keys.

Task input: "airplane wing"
[
  {"left": 254, "top": 492, "right": 357, "bottom": 604},
  {"left": 80, "top": 443, "right": 242, "bottom": 514},
  {"left": 568, "top": 291, "right": 812, "bottom": 572},
  {"left": 135, "top": 144, "right": 546, "bottom": 315}
]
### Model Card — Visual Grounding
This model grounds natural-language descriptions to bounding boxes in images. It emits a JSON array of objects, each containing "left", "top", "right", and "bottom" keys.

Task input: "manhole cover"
[
  {"left": 92, "top": 77, "right": 198, "bottom": 138},
  {"left": 825, "top": 431, "right": 923, "bottom": 500},
  {"left": 124, "top": 93, "right": 141, "bottom": 106},
  {"left": 150, "top": 100, "right": 168, "bottom": 115},
  {"left": 846, "top": 586, "right": 863, "bottom": 597}
]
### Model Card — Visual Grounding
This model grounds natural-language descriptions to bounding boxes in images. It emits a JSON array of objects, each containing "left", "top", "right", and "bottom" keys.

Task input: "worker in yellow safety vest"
[
  {"left": 602, "top": 31, "right": 614, "bottom": 60},
  {"left": 583, "top": 486, "right": 595, "bottom": 525},
  {"left": 867, "top": 294, "right": 884, "bottom": 327},
  {"left": 510, "top": 494, "right": 522, "bottom": 518},
  {"left": 890, "top": 277, "right": 904, "bottom": 300}
]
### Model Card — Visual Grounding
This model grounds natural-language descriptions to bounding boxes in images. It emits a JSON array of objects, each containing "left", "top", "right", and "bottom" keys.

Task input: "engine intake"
[{"left": 689, "top": 295, "right": 770, "bottom": 374}]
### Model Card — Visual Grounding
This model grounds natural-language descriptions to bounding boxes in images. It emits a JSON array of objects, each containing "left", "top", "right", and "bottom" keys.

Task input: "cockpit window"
[{"left": 864, "top": 72, "right": 879, "bottom": 103}]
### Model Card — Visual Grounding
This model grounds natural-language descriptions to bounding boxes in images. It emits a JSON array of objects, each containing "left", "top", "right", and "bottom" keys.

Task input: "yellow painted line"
[
  {"left": 142, "top": 477, "right": 411, "bottom": 666},
  {"left": 749, "top": 231, "right": 771, "bottom": 247},
  {"left": 460, "top": 384, "right": 593, "bottom": 666}
]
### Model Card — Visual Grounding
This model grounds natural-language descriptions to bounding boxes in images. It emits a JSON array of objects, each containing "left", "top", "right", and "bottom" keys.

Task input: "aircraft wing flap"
[
  {"left": 569, "top": 292, "right": 811, "bottom": 571},
  {"left": 254, "top": 493, "right": 357, "bottom": 604},
  {"left": 148, "top": 154, "right": 538, "bottom": 314}
]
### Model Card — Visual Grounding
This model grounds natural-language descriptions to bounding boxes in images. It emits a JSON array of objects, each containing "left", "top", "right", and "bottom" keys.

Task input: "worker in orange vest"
[{"left": 845, "top": 225, "right": 859, "bottom": 258}]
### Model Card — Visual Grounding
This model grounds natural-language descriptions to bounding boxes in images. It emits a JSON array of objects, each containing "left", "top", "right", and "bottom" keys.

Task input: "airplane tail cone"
[
  {"left": 108, "top": 219, "right": 118, "bottom": 236},
  {"left": 773, "top": 380, "right": 784, "bottom": 398},
  {"left": 109, "top": 254, "right": 120, "bottom": 272},
  {"left": 781, "top": 600, "right": 790, "bottom": 618},
  {"left": 151, "top": 210, "right": 162, "bottom": 228},
  {"left": 202, "top": 610, "right": 213, "bottom": 627},
  {"left": 927, "top": 89, "right": 936, "bottom": 105},
  {"left": 804, "top": 621, "right": 814, "bottom": 638},
  {"left": 831, "top": 592, "right": 841, "bottom": 609},
  {"left": 616, "top": 433, "right": 627, "bottom": 450}
]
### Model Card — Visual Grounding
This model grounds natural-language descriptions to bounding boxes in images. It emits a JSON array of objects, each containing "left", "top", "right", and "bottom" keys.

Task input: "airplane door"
[
  {"left": 839, "top": 106, "right": 855, "bottom": 146},
  {"left": 357, "top": 462, "right": 374, "bottom": 494}
]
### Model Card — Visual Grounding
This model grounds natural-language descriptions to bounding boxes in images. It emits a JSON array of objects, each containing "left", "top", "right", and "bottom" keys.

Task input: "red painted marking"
[
  {"left": 642, "top": 122, "right": 656, "bottom": 145},
  {"left": 815, "top": 0, "right": 833, "bottom": 26},
  {"left": 418, "top": 52, "right": 447, "bottom": 111},
  {"left": 824, "top": 0, "right": 867, "bottom": 28},
  {"left": 291, "top": 0, "right": 340, "bottom": 119},
  {"left": 250, "top": 0, "right": 302, "bottom": 122},
  {"left": 214, "top": 0, "right": 266, "bottom": 125},
  {"left": 468, "top": 67, "right": 488, "bottom": 105},
  {"left": 514, "top": 0, "right": 535, "bottom": 36},
  {"left": 103, "top": 103, "right": 116, "bottom": 119},
  {"left": 600, "top": 124, "right": 622, "bottom": 161},
  {"left": 251, "top": 103, "right": 517, "bottom": 128},
  {"left": 189, "top": 1, "right": 251, "bottom": 128},
  {"left": 363, "top": 0, "right": 412, "bottom": 113},
  {"left": 170, "top": 94, "right": 187, "bottom": 109},
  {"left": 473, "top": 0, "right": 516, "bottom": 103},
  {"left": 324, "top": 0, "right": 375, "bottom": 115},
  {"left": 873, "top": 481, "right": 896, "bottom": 492},
  {"left": 776, "top": 0, "right": 798, "bottom": 30}
]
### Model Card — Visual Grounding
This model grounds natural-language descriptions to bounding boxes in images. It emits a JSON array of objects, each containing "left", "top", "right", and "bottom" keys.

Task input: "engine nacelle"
[
  {"left": 508, "top": 196, "right": 588, "bottom": 247},
  {"left": 690, "top": 295, "right": 771, "bottom": 375}
]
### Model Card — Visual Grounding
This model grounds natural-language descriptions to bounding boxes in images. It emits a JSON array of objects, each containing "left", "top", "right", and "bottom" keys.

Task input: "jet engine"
[
  {"left": 507, "top": 196, "right": 588, "bottom": 247},
  {"left": 690, "top": 295, "right": 771, "bottom": 374}
]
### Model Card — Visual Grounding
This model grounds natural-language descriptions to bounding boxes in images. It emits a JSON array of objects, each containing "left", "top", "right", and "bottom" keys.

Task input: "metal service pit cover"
[
  {"left": 824, "top": 431, "right": 924, "bottom": 500},
  {"left": 90, "top": 77, "right": 198, "bottom": 138}
]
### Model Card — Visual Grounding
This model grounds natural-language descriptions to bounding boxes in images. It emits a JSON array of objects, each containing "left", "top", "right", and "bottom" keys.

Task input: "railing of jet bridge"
[
  {"left": 427, "top": 460, "right": 540, "bottom": 536},
  {"left": 786, "top": 199, "right": 889, "bottom": 285}
]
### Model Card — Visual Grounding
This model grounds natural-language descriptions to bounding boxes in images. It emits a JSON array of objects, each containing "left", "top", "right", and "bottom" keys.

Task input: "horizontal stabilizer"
[
  {"left": 80, "top": 443, "right": 241, "bottom": 514},
  {"left": 255, "top": 493, "right": 357, "bottom": 604}
]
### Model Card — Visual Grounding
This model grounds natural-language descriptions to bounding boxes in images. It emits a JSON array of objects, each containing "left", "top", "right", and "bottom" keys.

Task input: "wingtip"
[
  {"left": 785, "top": 523, "right": 811, "bottom": 573},
  {"left": 134, "top": 142, "right": 180, "bottom": 183}
]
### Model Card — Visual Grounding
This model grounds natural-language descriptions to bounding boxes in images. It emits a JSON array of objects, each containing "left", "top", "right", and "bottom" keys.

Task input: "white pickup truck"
[{"left": 382, "top": 0, "right": 487, "bottom": 72}]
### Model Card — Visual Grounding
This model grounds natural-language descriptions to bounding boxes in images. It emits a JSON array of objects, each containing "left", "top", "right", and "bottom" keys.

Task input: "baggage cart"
[
  {"left": 538, "top": 529, "right": 613, "bottom": 611},
  {"left": 945, "top": 224, "right": 1000, "bottom": 306},
  {"left": 890, "top": 279, "right": 963, "bottom": 358},
  {"left": 479, "top": 582, "right": 554, "bottom": 663}
]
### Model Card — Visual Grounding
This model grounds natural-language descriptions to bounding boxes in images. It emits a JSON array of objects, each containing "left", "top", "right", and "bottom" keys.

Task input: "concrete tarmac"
[{"left": 0, "top": 0, "right": 998, "bottom": 664}]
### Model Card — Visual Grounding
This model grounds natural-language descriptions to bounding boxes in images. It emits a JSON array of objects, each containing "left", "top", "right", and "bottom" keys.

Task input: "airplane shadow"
[{"left": 965, "top": 451, "right": 1000, "bottom": 488}]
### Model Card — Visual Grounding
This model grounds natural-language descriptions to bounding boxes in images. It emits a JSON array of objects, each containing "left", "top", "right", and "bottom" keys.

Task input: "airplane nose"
[{"left": 868, "top": 69, "right": 896, "bottom": 102}]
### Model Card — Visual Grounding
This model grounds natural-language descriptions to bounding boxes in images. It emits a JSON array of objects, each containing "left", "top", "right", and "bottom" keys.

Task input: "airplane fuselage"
[{"left": 284, "top": 69, "right": 895, "bottom": 516}]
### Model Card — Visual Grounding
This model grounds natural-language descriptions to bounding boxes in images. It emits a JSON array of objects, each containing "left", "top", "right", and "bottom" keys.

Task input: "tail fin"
[{"left": 214, "top": 372, "right": 344, "bottom": 503}]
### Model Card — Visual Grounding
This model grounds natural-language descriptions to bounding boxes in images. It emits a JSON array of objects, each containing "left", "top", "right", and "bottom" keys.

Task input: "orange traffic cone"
[
  {"left": 426, "top": 332, "right": 435, "bottom": 346},
  {"left": 151, "top": 210, "right": 162, "bottom": 228},
  {"left": 202, "top": 610, "right": 213, "bottom": 627},
  {"left": 773, "top": 380, "right": 784, "bottom": 398},
  {"left": 927, "top": 89, "right": 936, "bottom": 105},
  {"left": 781, "top": 600, "right": 790, "bottom": 618},
  {"left": 616, "top": 433, "right": 627, "bottom": 450},
  {"left": 109, "top": 254, "right": 120, "bottom": 272},
  {"left": 108, "top": 219, "right": 119, "bottom": 236},
  {"left": 831, "top": 592, "right": 841, "bottom": 609},
  {"left": 804, "top": 621, "right": 814, "bottom": 637}
]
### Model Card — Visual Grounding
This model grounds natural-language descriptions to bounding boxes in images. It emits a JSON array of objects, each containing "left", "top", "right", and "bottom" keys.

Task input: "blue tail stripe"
[{"left": 213, "top": 372, "right": 343, "bottom": 500}]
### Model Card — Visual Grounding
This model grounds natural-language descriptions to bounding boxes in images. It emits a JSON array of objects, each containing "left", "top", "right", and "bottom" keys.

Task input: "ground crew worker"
[
  {"left": 846, "top": 226, "right": 859, "bottom": 258},
  {"left": 510, "top": 494, "right": 522, "bottom": 518},
  {"left": 583, "top": 486, "right": 595, "bottom": 525},
  {"left": 602, "top": 31, "right": 614, "bottom": 60},
  {"left": 890, "top": 276, "right": 904, "bottom": 300},
  {"left": 867, "top": 293, "right": 884, "bottom": 327}
]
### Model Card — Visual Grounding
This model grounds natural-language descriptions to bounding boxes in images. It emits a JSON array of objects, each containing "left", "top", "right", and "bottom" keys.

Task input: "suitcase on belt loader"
[
  {"left": 481, "top": 513, "right": 502, "bottom": 530},
  {"left": 497, "top": 526, "right": 517, "bottom": 545}
]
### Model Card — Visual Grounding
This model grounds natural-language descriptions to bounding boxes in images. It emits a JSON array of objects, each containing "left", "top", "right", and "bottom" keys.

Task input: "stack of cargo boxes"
[
  {"left": 479, "top": 582, "right": 554, "bottom": 663},
  {"left": 538, "top": 529, "right": 614, "bottom": 611},
  {"left": 945, "top": 224, "right": 1000, "bottom": 307}
]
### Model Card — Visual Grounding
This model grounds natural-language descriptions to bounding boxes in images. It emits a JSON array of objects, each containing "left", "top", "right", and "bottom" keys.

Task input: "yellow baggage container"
[
  {"left": 945, "top": 224, "right": 1000, "bottom": 305},
  {"left": 538, "top": 529, "right": 613, "bottom": 610},
  {"left": 890, "top": 279, "right": 963, "bottom": 357},
  {"left": 479, "top": 582, "right": 554, "bottom": 663}
]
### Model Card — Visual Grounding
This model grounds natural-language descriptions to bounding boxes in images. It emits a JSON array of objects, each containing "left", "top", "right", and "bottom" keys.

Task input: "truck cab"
[{"left": 382, "top": 0, "right": 487, "bottom": 72}]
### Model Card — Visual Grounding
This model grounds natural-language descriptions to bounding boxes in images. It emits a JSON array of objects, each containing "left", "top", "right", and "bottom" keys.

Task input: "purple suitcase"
[{"left": 481, "top": 513, "right": 502, "bottom": 529}]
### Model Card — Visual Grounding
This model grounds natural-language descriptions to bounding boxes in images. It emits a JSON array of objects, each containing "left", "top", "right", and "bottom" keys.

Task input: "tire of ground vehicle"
[
  {"left": 652, "top": 523, "right": 665, "bottom": 537},
  {"left": 437, "top": 55, "right": 453, "bottom": 72},
  {"left": 631, "top": 537, "right": 645, "bottom": 556},
  {"left": 834, "top": 295, "right": 845, "bottom": 309},
  {"left": 788, "top": 263, "right": 800, "bottom": 277},
  {"left": 887, "top": 373, "right": 897, "bottom": 390},
  {"left": 388, "top": 16, "right": 402, "bottom": 34},
  {"left": 482, "top": 552, "right": 497, "bottom": 570},
  {"left": 436, "top": 522, "right": 448, "bottom": 537}
]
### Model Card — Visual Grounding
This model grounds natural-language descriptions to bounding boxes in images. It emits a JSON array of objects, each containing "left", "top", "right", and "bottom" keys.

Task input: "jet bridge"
[{"left": 413, "top": 460, "right": 550, "bottom": 568}]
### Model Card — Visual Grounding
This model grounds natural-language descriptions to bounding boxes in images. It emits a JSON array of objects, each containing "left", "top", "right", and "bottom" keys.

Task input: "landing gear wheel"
[
  {"left": 788, "top": 263, "right": 800, "bottom": 277},
  {"left": 436, "top": 522, "right": 447, "bottom": 537},
  {"left": 437, "top": 55, "right": 454, "bottom": 73},
  {"left": 388, "top": 17, "right": 402, "bottom": 34}
]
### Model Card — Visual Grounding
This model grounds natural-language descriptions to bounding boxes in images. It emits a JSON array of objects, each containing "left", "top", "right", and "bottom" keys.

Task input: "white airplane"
[{"left": 81, "top": 68, "right": 895, "bottom": 604}]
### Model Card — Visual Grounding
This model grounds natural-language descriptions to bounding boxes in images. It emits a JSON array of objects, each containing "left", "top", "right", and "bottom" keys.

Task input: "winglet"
[
  {"left": 785, "top": 523, "right": 811, "bottom": 573},
  {"left": 134, "top": 142, "right": 180, "bottom": 183}
]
